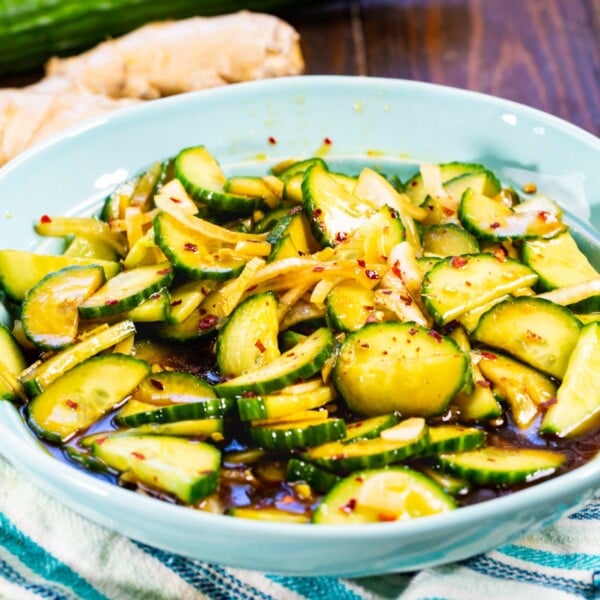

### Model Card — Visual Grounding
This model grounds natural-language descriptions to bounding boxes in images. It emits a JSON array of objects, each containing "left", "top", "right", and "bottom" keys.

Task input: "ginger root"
[{"left": 0, "top": 11, "right": 303, "bottom": 165}]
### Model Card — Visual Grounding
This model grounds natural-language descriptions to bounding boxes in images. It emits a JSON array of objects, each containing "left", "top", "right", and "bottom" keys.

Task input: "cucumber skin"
[
  {"left": 286, "top": 458, "right": 341, "bottom": 493},
  {"left": 249, "top": 418, "right": 347, "bottom": 451},
  {"left": 0, "top": 1, "right": 311, "bottom": 76}
]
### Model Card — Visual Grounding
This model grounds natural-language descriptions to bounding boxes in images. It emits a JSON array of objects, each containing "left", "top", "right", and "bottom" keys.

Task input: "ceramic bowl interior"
[{"left": 0, "top": 76, "right": 599, "bottom": 576}]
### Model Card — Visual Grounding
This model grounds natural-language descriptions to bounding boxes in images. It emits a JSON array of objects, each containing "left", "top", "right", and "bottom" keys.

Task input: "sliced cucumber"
[
  {"left": 326, "top": 280, "right": 376, "bottom": 332},
  {"left": 421, "top": 224, "right": 480, "bottom": 257},
  {"left": 115, "top": 397, "right": 234, "bottom": 426},
  {"left": 459, "top": 190, "right": 567, "bottom": 241},
  {"left": 119, "top": 418, "right": 224, "bottom": 438},
  {"left": 421, "top": 253, "right": 538, "bottom": 325},
  {"left": 175, "top": 146, "right": 258, "bottom": 215},
  {"left": 333, "top": 322, "right": 468, "bottom": 417},
  {"left": 249, "top": 416, "right": 346, "bottom": 450},
  {"left": 20, "top": 320, "right": 137, "bottom": 396},
  {"left": 63, "top": 235, "right": 120, "bottom": 261},
  {"left": 27, "top": 354, "right": 150, "bottom": 443},
  {"left": 123, "top": 289, "right": 170, "bottom": 322},
  {"left": 424, "top": 425, "right": 485, "bottom": 454},
  {"left": 215, "top": 327, "right": 334, "bottom": 398},
  {"left": 22, "top": 265, "right": 105, "bottom": 350},
  {"left": 473, "top": 297, "right": 581, "bottom": 379},
  {"left": 0, "top": 324, "right": 26, "bottom": 402},
  {"left": 216, "top": 292, "right": 280, "bottom": 378},
  {"left": 302, "top": 418, "right": 429, "bottom": 473},
  {"left": 154, "top": 212, "right": 248, "bottom": 280},
  {"left": 224, "top": 176, "right": 280, "bottom": 210},
  {"left": 343, "top": 413, "right": 401, "bottom": 443},
  {"left": 286, "top": 458, "right": 341, "bottom": 494},
  {"left": 79, "top": 263, "right": 174, "bottom": 318},
  {"left": 227, "top": 507, "right": 308, "bottom": 523},
  {"left": 267, "top": 209, "right": 320, "bottom": 261},
  {"left": 443, "top": 169, "right": 502, "bottom": 200},
  {"left": 0, "top": 250, "right": 120, "bottom": 302},
  {"left": 302, "top": 163, "right": 375, "bottom": 247},
  {"left": 451, "top": 358, "right": 502, "bottom": 423},
  {"left": 541, "top": 322, "right": 600, "bottom": 437},
  {"left": 437, "top": 447, "right": 566, "bottom": 486},
  {"left": 237, "top": 385, "right": 334, "bottom": 421},
  {"left": 313, "top": 467, "right": 455, "bottom": 524},
  {"left": 476, "top": 350, "right": 557, "bottom": 429},
  {"left": 90, "top": 434, "right": 220, "bottom": 504},
  {"left": 132, "top": 371, "right": 215, "bottom": 403}
]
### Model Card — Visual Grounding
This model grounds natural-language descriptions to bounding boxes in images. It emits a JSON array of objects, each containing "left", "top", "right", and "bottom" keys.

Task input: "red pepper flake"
[
  {"left": 183, "top": 242, "right": 198, "bottom": 252},
  {"left": 268, "top": 136, "right": 277, "bottom": 145},
  {"left": 170, "top": 299, "right": 183, "bottom": 307},
  {"left": 157, "top": 267, "right": 172, "bottom": 275},
  {"left": 150, "top": 378, "right": 165, "bottom": 390},
  {"left": 242, "top": 390, "right": 257, "bottom": 398},
  {"left": 40, "top": 214, "right": 52, "bottom": 224},
  {"left": 94, "top": 436, "right": 108, "bottom": 446},
  {"left": 476, "top": 380, "right": 492, "bottom": 388},
  {"left": 355, "top": 476, "right": 364, "bottom": 483},
  {"left": 105, "top": 299, "right": 118, "bottom": 306},
  {"left": 363, "top": 305, "right": 374, "bottom": 311},
  {"left": 198, "top": 314, "right": 219, "bottom": 330},
  {"left": 199, "top": 308, "right": 207, "bottom": 315},
  {"left": 408, "top": 327, "right": 418, "bottom": 335},
  {"left": 340, "top": 498, "right": 357, "bottom": 514},
  {"left": 378, "top": 512, "right": 397, "bottom": 522},
  {"left": 312, "top": 266, "right": 325, "bottom": 273},
  {"left": 169, "top": 197, "right": 182, "bottom": 204},
  {"left": 365, "top": 269, "right": 380, "bottom": 280},
  {"left": 539, "top": 396, "right": 558, "bottom": 410},
  {"left": 388, "top": 207, "right": 399, "bottom": 219},
  {"left": 335, "top": 232, "right": 348, "bottom": 243},
  {"left": 428, "top": 330, "right": 443, "bottom": 343},
  {"left": 465, "top": 281, "right": 472, "bottom": 287},
  {"left": 360, "top": 342, "right": 370, "bottom": 349},
  {"left": 526, "top": 329, "right": 543, "bottom": 342},
  {"left": 480, "top": 351, "right": 497, "bottom": 360},
  {"left": 281, "top": 494, "right": 294, "bottom": 504},
  {"left": 246, "top": 284, "right": 258, "bottom": 292},
  {"left": 392, "top": 261, "right": 403, "bottom": 279},
  {"left": 410, "top": 180, "right": 418, "bottom": 188},
  {"left": 357, "top": 259, "right": 366, "bottom": 268},
  {"left": 65, "top": 399, "right": 79, "bottom": 410},
  {"left": 537, "top": 210, "right": 550, "bottom": 222},
  {"left": 131, "top": 452, "right": 145, "bottom": 460},
  {"left": 400, "top": 294, "right": 413, "bottom": 306},
  {"left": 313, "top": 208, "right": 323, "bottom": 217},
  {"left": 442, "top": 206, "right": 455, "bottom": 216},
  {"left": 255, "top": 339, "right": 266, "bottom": 353},
  {"left": 493, "top": 247, "right": 507, "bottom": 262},
  {"left": 323, "top": 137, "right": 333, "bottom": 145},
  {"left": 381, "top": 289, "right": 392, "bottom": 295},
  {"left": 490, "top": 222, "right": 501, "bottom": 229},
  {"left": 450, "top": 256, "right": 468, "bottom": 269}
]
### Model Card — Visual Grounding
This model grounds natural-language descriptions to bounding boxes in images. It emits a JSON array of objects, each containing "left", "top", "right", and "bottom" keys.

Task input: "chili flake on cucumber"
[{"left": 1, "top": 148, "right": 598, "bottom": 523}]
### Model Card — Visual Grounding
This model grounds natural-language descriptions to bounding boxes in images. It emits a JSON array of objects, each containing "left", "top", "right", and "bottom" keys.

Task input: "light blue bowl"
[{"left": 1, "top": 76, "right": 599, "bottom": 576}]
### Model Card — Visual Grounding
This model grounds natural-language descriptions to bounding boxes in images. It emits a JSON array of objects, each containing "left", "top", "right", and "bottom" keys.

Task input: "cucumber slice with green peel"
[
  {"left": 266, "top": 209, "right": 320, "bottom": 260},
  {"left": 404, "top": 162, "right": 486, "bottom": 206},
  {"left": 451, "top": 359, "right": 502, "bottom": 423},
  {"left": 90, "top": 434, "right": 220, "bottom": 504},
  {"left": 19, "top": 320, "right": 137, "bottom": 396},
  {"left": 333, "top": 322, "right": 469, "bottom": 417},
  {"left": 166, "top": 279, "right": 217, "bottom": 325},
  {"left": 443, "top": 169, "right": 502, "bottom": 200},
  {"left": 253, "top": 205, "right": 297, "bottom": 233},
  {"left": 302, "top": 418, "right": 429, "bottom": 473},
  {"left": 115, "top": 397, "right": 235, "bottom": 426},
  {"left": 78, "top": 262, "right": 174, "bottom": 318},
  {"left": 286, "top": 458, "right": 342, "bottom": 494},
  {"left": 237, "top": 385, "right": 335, "bottom": 421},
  {"left": 326, "top": 280, "right": 376, "bottom": 332},
  {"left": 249, "top": 416, "right": 346, "bottom": 450},
  {"left": 22, "top": 265, "right": 105, "bottom": 350},
  {"left": 522, "top": 231, "right": 600, "bottom": 312},
  {"left": 122, "top": 289, "right": 170, "bottom": 322},
  {"left": 100, "top": 175, "right": 140, "bottom": 222},
  {"left": 154, "top": 212, "right": 248, "bottom": 281},
  {"left": 459, "top": 190, "right": 567, "bottom": 241},
  {"left": 421, "top": 253, "right": 538, "bottom": 325},
  {"left": 216, "top": 292, "right": 280, "bottom": 378},
  {"left": 421, "top": 224, "right": 480, "bottom": 257},
  {"left": 278, "top": 157, "right": 327, "bottom": 183},
  {"left": 63, "top": 235, "right": 120, "bottom": 261},
  {"left": 421, "top": 467, "right": 470, "bottom": 495},
  {"left": 423, "top": 425, "right": 485, "bottom": 454},
  {"left": 473, "top": 297, "right": 581, "bottom": 379},
  {"left": 27, "top": 354, "right": 150, "bottom": 443},
  {"left": 343, "top": 413, "right": 401, "bottom": 443},
  {"left": 476, "top": 350, "right": 557, "bottom": 429},
  {"left": 437, "top": 447, "right": 566, "bottom": 486},
  {"left": 313, "top": 466, "right": 456, "bottom": 524},
  {"left": 215, "top": 327, "right": 335, "bottom": 398},
  {"left": 0, "top": 249, "right": 120, "bottom": 302},
  {"left": 133, "top": 371, "right": 216, "bottom": 403},
  {"left": 65, "top": 446, "right": 111, "bottom": 473},
  {"left": 541, "top": 322, "right": 600, "bottom": 438},
  {"left": 227, "top": 507, "right": 309, "bottom": 523},
  {"left": 278, "top": 330, "right": 306, "bottom": 351},
  {"left": 175, "top": 146, "right": 259, "bottom": 215},
  {"left": 0, "top": 324, "right": 26, "bottom": 402},
  {"left": 302, "top": 163, "right": 375, "bottom": 247},
  {"left": 117, "top": 418, "right": 224, "bottom": 438},
  {"left": 223, "top": 176, "right": 280, "bottom": 210}
]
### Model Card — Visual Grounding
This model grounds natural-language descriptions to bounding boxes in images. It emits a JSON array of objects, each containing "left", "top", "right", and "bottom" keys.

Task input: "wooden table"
[{"left": 287, "top": 0, "right": 600, "bottom": 136}]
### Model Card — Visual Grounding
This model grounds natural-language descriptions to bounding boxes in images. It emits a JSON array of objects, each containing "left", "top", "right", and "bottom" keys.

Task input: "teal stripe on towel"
[
  {"left": 0, "top": 512, "right": 106, "bottom": 600},
  {"left": 0, "top": 556, "right": 72, "bottom": 600},
  {"left": 268, "top": 574, "right": 364, "bottom": 600},
  {"left": 500, "top": 544, "right": 600, "bottom": 571}
]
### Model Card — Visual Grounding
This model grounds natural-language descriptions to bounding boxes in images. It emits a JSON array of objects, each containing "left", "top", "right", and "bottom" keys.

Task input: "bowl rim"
[{"left": 1, "top": 74, "right": 599, "bottom": 569}]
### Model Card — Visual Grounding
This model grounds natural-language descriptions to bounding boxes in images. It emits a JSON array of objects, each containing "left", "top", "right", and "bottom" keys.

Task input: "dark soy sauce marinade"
[{"left": 25, "top": 335, "right": 600, "bottom": 518}]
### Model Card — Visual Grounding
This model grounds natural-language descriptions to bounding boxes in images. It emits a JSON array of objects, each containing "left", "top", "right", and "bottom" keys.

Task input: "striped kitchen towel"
[{"left": 0, "top": 455, "right": 598, "bottom": 600}]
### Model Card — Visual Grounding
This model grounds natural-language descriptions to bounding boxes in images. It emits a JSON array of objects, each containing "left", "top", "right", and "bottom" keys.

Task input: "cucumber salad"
[{"left": 1, "top": 147, "right": 600, "bottom": 524}]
